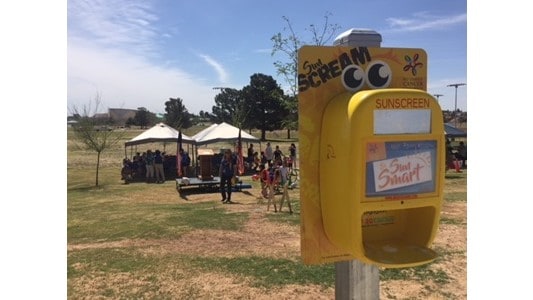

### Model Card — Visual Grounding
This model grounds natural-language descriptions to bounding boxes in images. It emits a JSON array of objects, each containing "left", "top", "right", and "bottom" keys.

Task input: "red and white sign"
[{"left": 372, "top": 151, "right": 432, "bottom": 192}]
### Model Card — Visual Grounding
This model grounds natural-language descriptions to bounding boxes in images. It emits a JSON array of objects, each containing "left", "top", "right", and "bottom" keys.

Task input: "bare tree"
[
  {"left": 69, "top": 93, "right": 126, "bottom": 186},
  {"left": 271, "top": 12, "right": 340, "bottom": 97},
  {"left": 271, "top": 13, "right": 340, "bottom": 138}
]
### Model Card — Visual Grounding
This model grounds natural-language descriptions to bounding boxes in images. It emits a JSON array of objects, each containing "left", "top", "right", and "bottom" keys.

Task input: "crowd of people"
[
  {"left": 446, "top": 140, "right": 467, "bottom": 170},
  {"left": 245, "top": 143, "right": 297, "bottom": 213},
  {"left": 218, "top": 142, "right": 297, "bottom": 205},
  {"left": 121, "top": 142, "right": 298, "bottom": 212},
  {"left": 246, "top": 142, "right": 297, "bottom": 173},
  {"left": 121, "top": 149, "right": 191, "bottom": 184},
  {"left": 255, "top": 159, "right": 288, "bottom": 195}
]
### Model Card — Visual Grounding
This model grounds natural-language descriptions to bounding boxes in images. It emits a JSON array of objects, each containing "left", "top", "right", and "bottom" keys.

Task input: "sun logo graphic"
[{"left": 403, "top": 53, "right": 423, "bottom": 76}]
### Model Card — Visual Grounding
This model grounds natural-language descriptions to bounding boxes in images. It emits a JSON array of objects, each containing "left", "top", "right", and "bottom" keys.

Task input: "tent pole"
[{"left": 194, "top": 144, "right": 197, "bottom": 177}]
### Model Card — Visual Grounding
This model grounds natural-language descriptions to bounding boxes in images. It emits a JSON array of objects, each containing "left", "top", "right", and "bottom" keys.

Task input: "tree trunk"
[
  {"left": 96, "top": 151, "right": 101, "bottom": 186},
  {"left": 286, "top": 129, "right": 291, "bottom": 139}
]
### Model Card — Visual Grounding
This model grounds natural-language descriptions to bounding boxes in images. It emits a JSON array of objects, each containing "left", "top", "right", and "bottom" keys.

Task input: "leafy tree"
[
  {"left": 210, "top": 88, "right": 253, "bottom": 130},
  {"left": 69, "top": 93, "right": 126, "bottom": 186},
  {"left": 125, "top": 117, "right": 135, "bottom": 128},
  {"left": 133, "top": 107, "right": 156, "bottom": 129},
  {"left": 242, "top": 73, "right": 287, "bottom": 140},
  {"left": 198, "top": 110, "right": 212, "bottom": 121},
  {"left": 271, "top": 13, "right": 340, "bottom": 138},
  {"left": 211, "top": 88, "right": 242, "bottom": 124},
  {"left": 164, "top": 97, "right": 192, "bottom": 129}
]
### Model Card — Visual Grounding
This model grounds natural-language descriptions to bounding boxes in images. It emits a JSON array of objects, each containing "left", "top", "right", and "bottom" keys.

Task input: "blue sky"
[{"left": 67, "top": 0, "right": 467, "bottom": 114}]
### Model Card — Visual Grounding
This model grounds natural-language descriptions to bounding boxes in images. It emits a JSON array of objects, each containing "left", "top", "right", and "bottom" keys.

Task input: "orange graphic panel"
[{"left": 366, "top": 142, "right": 386, "bottom": 162}]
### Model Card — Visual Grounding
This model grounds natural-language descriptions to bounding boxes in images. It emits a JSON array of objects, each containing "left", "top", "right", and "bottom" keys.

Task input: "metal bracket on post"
[{"left": 335, "top": 260, "right": 379, "bottom": 300}]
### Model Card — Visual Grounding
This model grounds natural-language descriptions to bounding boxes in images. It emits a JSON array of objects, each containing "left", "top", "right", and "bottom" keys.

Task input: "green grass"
[
  {"left": 68, "top": 127, "right": 466, "bottom": 298},
  {"left": 440, "top": 217, "right": 464, "bottom": 225},
  {"left": 187, "top": 256, "right": 334, "bottom": 288},
  {"left": 68, "top": 248, "right": 184, "bottom": 299},
  {"left": 444, "top": 191, "right": 467, "bottom": 202},
  {"left": 68, "top": 184, "right": 248, "bottom": 243},
  {"left": 68, "top": 248, "right": 162, "bottom": 276},
  {"left": 434, "top": 247, "right": 466, "bottom": 257},
  {"left": 68, "top": 249, "right": 333, "bottom": 298},
  {"left": 379, "top": 246, "right": 465, "bottom": 288},
  {"left": 380, "top": 262, "right": 450, "bottom": 284},
  {"left": 444, "top": 172, "right": 467, "bottom": 180},
  {"left": 265, "top": 196, "right": 301, "bottom": 226}
]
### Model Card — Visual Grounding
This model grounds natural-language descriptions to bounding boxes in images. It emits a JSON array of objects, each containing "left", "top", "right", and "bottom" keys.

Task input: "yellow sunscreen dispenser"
[{"left": 319, "top": 88, "right": 444, "bottom": 268}]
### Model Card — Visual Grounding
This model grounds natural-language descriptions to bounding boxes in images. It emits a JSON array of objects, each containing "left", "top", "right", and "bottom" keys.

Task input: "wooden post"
[
  {"left": 335, "top": 260, "right": 379, "bottom": 300},
  {"left": 278, "top": 184, "right": 293, "bottom": 214},
  {"left": 266, "top": 182, "right": 277, "bottom": 212}
]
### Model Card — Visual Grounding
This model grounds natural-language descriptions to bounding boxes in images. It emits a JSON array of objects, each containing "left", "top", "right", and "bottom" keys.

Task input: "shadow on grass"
[
  {"left": 445, "top": 173, "right": 466, "bottom": 180},
  {"left": 177, "top": 186, "right": 219, "bottom": 197},
  {"left": 68, "top": 185, "right": 102, "bottom": 192},
  {"left": 177, "top": 187, "right": 254, "bottom": 198},
  {"left": 240, "top": 190, "right": 254, "bottom": 196}
]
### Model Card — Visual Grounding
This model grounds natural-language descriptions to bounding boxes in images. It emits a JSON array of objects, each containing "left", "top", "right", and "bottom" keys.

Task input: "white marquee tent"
[
  {"left": 191, "top": 123, "right": 218, "bottom": 143},
  {"left": 124, "top": 122, "right": 260, "bottom": 177},
  {"left": 125, "top": 123, "right": 195, "bottom": 147},
  {"left": 193, "top": 122, "right": 260, "bottom": 146}
]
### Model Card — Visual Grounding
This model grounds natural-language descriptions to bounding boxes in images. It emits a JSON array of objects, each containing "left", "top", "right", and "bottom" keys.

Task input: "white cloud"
[
  {"left": 385, "top": 12, "right": 466, "bottom": 32},
  {"left": 68, "top": 40, "right": 217, "bottom": 114},
  {"left": 68, "top": 0, "right": 160, "bottom": 55},
  {"left": 198, "top": 54, "right": 229, "bottom": 83},
  {"left": 67, "top": 0, "right": 218, "bottom": 114},
  {"left": 254, "top": 48, "right": 272, "bottom": 54}
]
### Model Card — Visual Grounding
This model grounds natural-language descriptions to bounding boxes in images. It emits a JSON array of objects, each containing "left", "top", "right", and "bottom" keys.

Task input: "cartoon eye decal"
[
  {"left": 341, "top": 64, "right": 366, "bottom": 92},
  {"left": 366, "top": 60, "right": 392, "bottom": 89}
]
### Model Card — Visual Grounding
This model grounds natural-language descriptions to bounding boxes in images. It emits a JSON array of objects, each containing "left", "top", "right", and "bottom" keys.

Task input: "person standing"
[
  {"left": 289, "top": 143, "right": 297, "bottom": 169},
  {"left": 145, "top": 150, "right": 155, "bottom": 183},
  {"left": 260, "top": 151, "right": 267, "bottom": 166},
  {"left": 154, "top": 149, "right": 165, "bottom": 183},
  {"left": 252, "top": 151, "right": 260, "bottom": 171},
  {"left": 457, "top": 141, "right": 467, "bottom": 169},
  {"left": 179, "top": 148, "right": 191, "bottom": 176},
  {"left": 445, "top": 139, "right": 454, "bottom": 171},
  {"left": 219, "top": 149, "right": 236, "bottom": 203},
  {"left": 278, "top": 159, "right": 292, "bottom": 214},
  {"left": 247, "top": 144, "right": 254, "bottom": 168},
  {"left": 258, "top": 163, "right": 269, "bottom": 198},
  {"left": 264, "top": 142, "right": 273, "bottom": 164},
  {"left": 273, "top": 145, "right": 284, "bottom": 165}
]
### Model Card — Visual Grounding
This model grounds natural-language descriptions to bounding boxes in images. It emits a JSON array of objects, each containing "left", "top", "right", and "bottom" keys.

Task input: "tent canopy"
[
  {"left": 125, "top": 123, "right": 195, "bottom": 147},
  {"left": 444, "top": 123, "right": 467, "bottom": 138},
  {"left": 193, "top": 122, "right": 260, "bottom": 146},
  {"left": 191, "top": 123, "right": 218, "bottom": 142}
]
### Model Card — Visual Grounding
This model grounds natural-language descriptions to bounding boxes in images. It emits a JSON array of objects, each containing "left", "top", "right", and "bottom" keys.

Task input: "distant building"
[
  {"left": 67, "top": 108, "right": 149, "bottom": 127},
  {"left": 94, "top": 112, "right": 109, "bottom": 119},
  {"left": 108, "top": 108, "right": 137, "bottom": 126}
]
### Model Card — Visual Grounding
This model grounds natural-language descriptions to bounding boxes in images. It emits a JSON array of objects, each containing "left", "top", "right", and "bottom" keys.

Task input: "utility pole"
[
  {"left": 447, "top": 83, "right": 466, "bottom": 127},
  {"left": 433, "top": 94, "right": 443, "bottom": 103}
]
